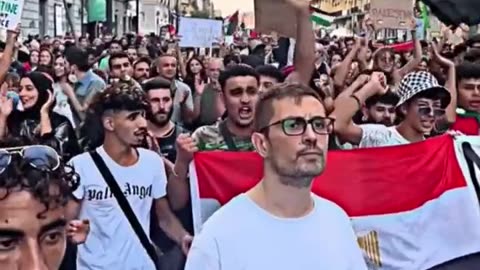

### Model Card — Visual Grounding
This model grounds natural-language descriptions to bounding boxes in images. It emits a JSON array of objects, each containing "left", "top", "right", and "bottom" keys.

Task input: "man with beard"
[
  {"left": 185, "top": 83, "right": 367, "bottom": 270},
  {"left": 154, "top": 54, "right": 195, "bottom": 125},
  {"left": 144, "top": 78, "right": 186, "bottom": 162},
  {"left": 144, "top": 78, "right": 192, "bottom": 270},
  {"left": 133, "top": 57, "right": 151, "bottom": 84},
  {"left": 66, "top": 84, "right": 192, "bottom": 270},
  {"left": 360, "top": 91, "right": 399, "bottom": 126}
]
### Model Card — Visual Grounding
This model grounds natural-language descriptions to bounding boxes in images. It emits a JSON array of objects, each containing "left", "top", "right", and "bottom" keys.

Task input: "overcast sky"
[{"left": 211, "top": 0, "right": 254, "bottom": 16}]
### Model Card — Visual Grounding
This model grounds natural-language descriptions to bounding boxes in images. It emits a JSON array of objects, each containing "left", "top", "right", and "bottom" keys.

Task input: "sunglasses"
[
  {"left": 0, "top": 145, "right": 60, "bottom": 174},
  {"left": 418, "top": 107, "right": 445, "bottom": 117},
  {"left": 262, "top": 116, "right": 335, "bottom": 136}
]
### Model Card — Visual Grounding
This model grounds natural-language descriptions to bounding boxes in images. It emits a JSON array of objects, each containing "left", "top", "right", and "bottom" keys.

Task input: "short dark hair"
[
  {"left": 0, "top": 136, "right": 79, "bottom": 217},
  {"left": 134, "top": 57, "right": 151, "bottom": 69},
  {"left": 154, "top": 54, "right": 177, "bottom": 69},
  {"left": 65, "top": 46, "right": 90, "bottom": 72},
  {"left": 89, "top": 83, "right": 149, "bottom": 116},
  {"left": 223, "top": 54, "right": 240, "bottom": 67},
  {"left": 255, "top": 65, "right": 285, "bottom": 83},
  {"left": 457, "top": 62, "right": 480, "bottom": 83},
  {"left": 466, "top": 34, "right": 480, "bottom": 47},
  {"left": 109, "top": 52, "right": 130, "bottom": 70},
  {"left": 463, "top": 49, "right": 480, "bottom": 63},
  {"left": 219, "top": 65, "right": 260, "bottom": 91},
  {"left": 254, "top": 83, "right": 324, "bottom": 132},
  {"left": 142, "top": 78, "right": 172, "bottom": 97},
  {"left": 365, "top": 91, "right": 400, "bottom": 108},
  {"left": 109, "top": 40, "right": 122, "bottom": 49}
]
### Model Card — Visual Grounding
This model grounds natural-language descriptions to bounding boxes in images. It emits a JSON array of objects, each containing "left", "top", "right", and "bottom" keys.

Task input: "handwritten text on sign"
[
  {"left": 0, "top": 0, "right": 24, "bottom": 30},
  {"left": 370, "top": 0, "right": 413, "bottom": 29},
  {"left": 178, "top": 17, "right": 223, "bottom": 48}
]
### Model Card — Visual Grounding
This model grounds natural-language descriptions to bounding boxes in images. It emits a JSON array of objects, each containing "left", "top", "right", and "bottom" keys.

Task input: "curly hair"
[
  {"left": 89, "top": 82, "right": 149, "bottom": 114},
  {"left": 78, "top": 83, "right": 149, "bottom": 151},
  {"left": 0, "top": 137, "right": 80, "bottom": 218}
]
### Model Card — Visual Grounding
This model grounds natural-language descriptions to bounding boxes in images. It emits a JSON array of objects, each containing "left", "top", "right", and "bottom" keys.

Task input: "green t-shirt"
[{"left": 192, "top": 121, "right": 254, "bottom": 151}]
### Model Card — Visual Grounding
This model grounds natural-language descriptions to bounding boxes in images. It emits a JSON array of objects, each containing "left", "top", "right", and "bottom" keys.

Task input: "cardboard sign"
[
  {"left": 370, "top": 0, "right": 413, "bottom": 30},
  {"left": 178, "top": 17, "right": 223, "bottom": 48},
  {"left": 0, "top": 0, "right": 24, "bottom": 30},
  {"left": 254, "top": 0, "right": 297, "bottom": 38}
]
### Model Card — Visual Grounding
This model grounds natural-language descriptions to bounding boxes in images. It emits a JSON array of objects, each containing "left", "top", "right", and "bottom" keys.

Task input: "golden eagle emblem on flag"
[{"left": 357, "top": 231, "right": 382, "bottom": 267}]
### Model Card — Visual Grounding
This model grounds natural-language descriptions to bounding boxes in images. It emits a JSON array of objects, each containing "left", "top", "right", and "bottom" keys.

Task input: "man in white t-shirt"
[
  {"left": 185, "top": 80, "right": 367, "bottom": 269},
  {"left": 66, "top": 84, "right": 192, "bottom": 270},
  {"left": 332, "top": 71, "right": 453, "bottom": 148}
]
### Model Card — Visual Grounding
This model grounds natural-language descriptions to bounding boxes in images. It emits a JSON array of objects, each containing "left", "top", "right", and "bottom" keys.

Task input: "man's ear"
[
  {"left": 399, "top": 104, "right": 408, "bottom": 116},
  {"left": 102, "top": 115, "right": 114, "bottom": 132},
  {"left": 252, "top": 132, "right": 269, "bottom": 158},
  {"left": 361, "top": 105, "right": 369, "bottom": 119}
]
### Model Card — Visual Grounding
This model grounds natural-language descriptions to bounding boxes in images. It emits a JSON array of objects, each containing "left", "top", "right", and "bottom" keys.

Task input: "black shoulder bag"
[
  {"left": 89, "top": 150, "right": 161, "bottom": 269},
  {"left": 219, "top": 121, "right": 238, "bottom": 151}
]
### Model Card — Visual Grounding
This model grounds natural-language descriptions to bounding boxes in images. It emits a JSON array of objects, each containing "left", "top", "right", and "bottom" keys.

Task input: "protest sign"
[
  {"left": 0, "top": 0, "right": 24, "bottom": 30},
  {"left": 178, "top": 17, "right": 222, "bottom": 48},
  {"left": 254, "top": 0, "right": 296, "bottom": 38},
  {"left": 370, "top": 0, "right": 413, "bottom": 30}
]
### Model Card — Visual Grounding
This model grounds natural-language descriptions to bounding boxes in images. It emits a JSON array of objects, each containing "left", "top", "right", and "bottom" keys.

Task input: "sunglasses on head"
[
  {"left": 418, "top": 107, "right": 445, "bottom": 117},
  {"left": 0, "top": 145, "right": 61, "bottom": 174}
]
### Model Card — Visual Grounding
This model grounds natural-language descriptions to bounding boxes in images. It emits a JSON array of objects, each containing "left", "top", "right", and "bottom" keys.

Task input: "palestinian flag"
[
  {"left": 190, "top": 135, "right": 480, "bottom": 269},
  {"left": 309, "top": 5, "right": 335, "bottom": 27},
  {"left": 224, "top": 10, "right": 239, "bottom": 35}
]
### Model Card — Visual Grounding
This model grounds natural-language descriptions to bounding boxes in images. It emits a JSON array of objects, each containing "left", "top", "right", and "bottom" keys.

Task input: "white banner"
[{"left": 178, "top": 17, "right": 223, "bottom": 48}]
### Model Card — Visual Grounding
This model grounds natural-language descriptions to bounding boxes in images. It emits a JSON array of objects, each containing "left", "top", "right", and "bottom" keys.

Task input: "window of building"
[{"left": 39, "top": 0, "right": 47, "bottom": 36}]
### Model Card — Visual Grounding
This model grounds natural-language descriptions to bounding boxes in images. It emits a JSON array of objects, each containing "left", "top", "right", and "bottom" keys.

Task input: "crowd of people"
[{"left": 0, "top": 0, "right": 479, "bottom": 269}]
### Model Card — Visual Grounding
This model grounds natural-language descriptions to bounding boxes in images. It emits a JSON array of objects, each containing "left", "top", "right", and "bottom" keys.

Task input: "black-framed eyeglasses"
[
  {"left": 0, "top": 145, "right": 61, "bottom": 174},
  {"left": 261, "top": 116, "right": 335, "bottom": 136},
  {"left": 418, "top": 107, "right": 445, "bottom": 117}
]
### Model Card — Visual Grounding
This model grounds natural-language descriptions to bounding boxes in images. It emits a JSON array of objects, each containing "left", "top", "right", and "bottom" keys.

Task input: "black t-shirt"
[
  {"left": 157, "top": 125, "right": 180, "bottom": 163},
  {"left": 150, "top": 125, "right": 194, "bottom": 252}
]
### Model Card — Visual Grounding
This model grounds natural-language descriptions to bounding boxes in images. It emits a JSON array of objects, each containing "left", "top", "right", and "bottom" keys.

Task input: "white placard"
[
  {"left": 178, "top": 17, "right": 223, "bottom": 48},
  {"left": 0, "top": 0, "right": 24, "bottom": 30}
]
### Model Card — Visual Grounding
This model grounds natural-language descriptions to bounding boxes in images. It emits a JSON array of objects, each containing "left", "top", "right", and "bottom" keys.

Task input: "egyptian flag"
[{"left": 189, "top": 135, "right": 480, "bottom": 269}]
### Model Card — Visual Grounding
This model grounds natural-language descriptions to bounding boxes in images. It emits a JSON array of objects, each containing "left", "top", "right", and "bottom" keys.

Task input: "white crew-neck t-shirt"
[
  {"left": 359, "top": 124, "right": 412, "bottom": 148},
  {"left": 185, "top": 194, "right": 368, "bottom": 270},
  {"left": 70, "top": 146, "right": 167, "bottom": 270}
]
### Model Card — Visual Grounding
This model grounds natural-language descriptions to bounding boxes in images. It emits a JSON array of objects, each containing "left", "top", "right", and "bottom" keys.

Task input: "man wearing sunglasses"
[
  {"left": 185, "top": 83, "right": 367, "bottom": 270},
  {"left": 333, "top": 71, "right": 453, "bottom": 148},
  {"left": 0, "top": 141, "right": 89, "bottom": 270}
]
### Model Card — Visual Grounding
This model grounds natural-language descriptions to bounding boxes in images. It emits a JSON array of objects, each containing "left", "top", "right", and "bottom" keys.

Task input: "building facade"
[
  {"left": 19, "top": 0, "right": 216, "bottom": 38},
  {"left": 21, "top": 0, "right": 83, "bottom": 37}
]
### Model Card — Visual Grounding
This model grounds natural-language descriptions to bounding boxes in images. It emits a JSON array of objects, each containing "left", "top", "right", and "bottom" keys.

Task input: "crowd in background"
[{"left": 0, "top": 0, "right": 480, "bottom": 269}]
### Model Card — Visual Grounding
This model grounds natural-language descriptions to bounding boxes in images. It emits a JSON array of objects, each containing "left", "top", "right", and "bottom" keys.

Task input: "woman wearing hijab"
[{"left": 0, "top": 72, "right": 80, "bottom": 161}]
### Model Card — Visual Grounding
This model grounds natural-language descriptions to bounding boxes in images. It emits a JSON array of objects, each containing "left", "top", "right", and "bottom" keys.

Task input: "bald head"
[{"left": 208, "top": 58, "right": 224, "bottom": 81}]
